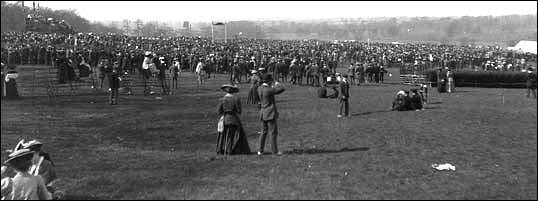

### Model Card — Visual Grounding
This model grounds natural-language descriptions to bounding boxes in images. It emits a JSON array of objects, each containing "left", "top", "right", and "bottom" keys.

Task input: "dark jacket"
[
  {"left": 409, "top": 94, "right": 423, "bottom": 110},
  {"left": 339, "top": 81, "right": 350, "bottom": 100},
  {"left": 108, "top": 70, "right": 120, "bottom": 89},
  {"left": 527, "top": 72, "right": 537, "bottom": 89},
  {"left": 317, "top": 87, "right": 327, "bottom": 98},
  {"left": 328, "top": 86, "right": 339, "bottom": 99},
  {"left": 258, "top": 83, "right": 285, "bottom": 121},
  {"left": 218, "top": 94, "right": 242, "bottom": 126}
]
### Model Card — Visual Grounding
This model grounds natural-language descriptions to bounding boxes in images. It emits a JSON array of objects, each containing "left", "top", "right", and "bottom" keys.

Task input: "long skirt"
[
  {"left": 247, "top": 85, "right": 260, "bottom": 104},
  {"left": 216, "top": 124, "right": 251, "bottom": 155},
  {"left": 1, "top": 74, "right": 5, "bottom": 97},
  {"left": 5, "top": 80, "right": 18, "bottom": 98}
]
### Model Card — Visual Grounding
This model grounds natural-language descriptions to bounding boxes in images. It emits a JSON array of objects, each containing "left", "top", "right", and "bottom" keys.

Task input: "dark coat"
[
  {"left": 317, "top": 87, "right": 327, "bottom": 98},
  {"left": 409, "top": 94, "right": 423, "bottom": 110},
  {"left": 218, "top": 94, "right": 242, "bottom": 126},
  {"left": 527, "top": 72, "right": 537, "bottom": 89},
  {"left": 258, "top": 83, "right": 285, "bottom": 121},
  {"left": 108, "top": 70, "right": 120, "bottom": 89},
  {"left": 339, "top": 81, "right": 350, "bottom": 99}
]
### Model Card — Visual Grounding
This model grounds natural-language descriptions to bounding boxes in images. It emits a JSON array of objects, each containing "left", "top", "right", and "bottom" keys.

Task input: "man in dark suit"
[
  {"left": 257, "top": 74, "right": 285, "bottom": 155},
  {"left": 436, "top": 68, "right": 446, "bottom": 93},
  {"left": 108, "top": 64, "right": 121, "bottom": 105},
  {"left": 526, "top": 67, "right": 537, "bottom": 98},
  {"left": 338, "top": 74, "right": 350, "bottom": 118}
]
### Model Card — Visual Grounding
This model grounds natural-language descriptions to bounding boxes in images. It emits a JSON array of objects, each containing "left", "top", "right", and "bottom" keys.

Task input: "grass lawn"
[{"left": 1, "top": 66, "right": 536, "bottom": 199}]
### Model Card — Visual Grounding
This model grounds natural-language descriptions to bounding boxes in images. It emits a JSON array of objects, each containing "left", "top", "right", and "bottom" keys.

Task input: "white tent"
[{"left": 508, "top": 40, "right": 537, "bottom": 54}]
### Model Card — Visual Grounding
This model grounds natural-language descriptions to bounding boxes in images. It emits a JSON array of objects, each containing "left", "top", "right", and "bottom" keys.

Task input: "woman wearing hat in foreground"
[
  {"left": 1, "top": 148, "right": 57, "bottom": 200},
  {"left": 216, "top": 84, "right": 251, "bottom": 155}
]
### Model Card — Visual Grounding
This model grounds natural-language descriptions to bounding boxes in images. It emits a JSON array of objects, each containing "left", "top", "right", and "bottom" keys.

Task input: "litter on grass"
[{"left": 432, "top": 163, "right": 456, "bottom": 171}]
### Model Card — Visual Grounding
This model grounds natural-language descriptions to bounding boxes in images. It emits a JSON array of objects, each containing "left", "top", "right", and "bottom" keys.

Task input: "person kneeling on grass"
[{"left": 1, "top": 148, "right": 63, "bottom": 200}]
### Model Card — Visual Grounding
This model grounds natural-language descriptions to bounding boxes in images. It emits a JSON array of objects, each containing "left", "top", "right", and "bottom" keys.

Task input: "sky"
[{"left": 13, "top": 1, "right": 538, "bottom": 22}]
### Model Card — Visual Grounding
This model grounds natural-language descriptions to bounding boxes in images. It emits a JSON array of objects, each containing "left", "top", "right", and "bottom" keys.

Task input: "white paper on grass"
[{"left": 432, "top": 163, "right": 456, "bottom": 171}]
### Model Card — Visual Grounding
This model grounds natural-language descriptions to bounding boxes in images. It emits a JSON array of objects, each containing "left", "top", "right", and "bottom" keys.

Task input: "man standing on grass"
[
  {"left": 338, "top": 74, "right": 350, "bottom": 118},
  {"left": 108, "top": 63, "right": 121, "bottom": 105},
  {"left": 526, "top": 67, "right": 537, "bottom": 98},
  {"left": 196, "top": 58, "right": 205, "bottom": 87},
  {"left": 257, "top": 74, "right": 285, "bottom": 156}
]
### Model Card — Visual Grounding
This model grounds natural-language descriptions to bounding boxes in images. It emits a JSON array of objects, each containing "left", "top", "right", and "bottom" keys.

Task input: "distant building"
[{"left": 508, "top": 40, "right": 537, "bottom": 54}]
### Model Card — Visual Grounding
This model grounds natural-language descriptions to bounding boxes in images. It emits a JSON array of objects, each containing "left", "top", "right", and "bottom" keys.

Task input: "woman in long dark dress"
[
  {"left": 216, "top": 84, "right": 251, "bottom": 155},
  {"left": 4, "top": 66, "right": 19, "bottom": 98},
  {"left": 246, "top": 70, "right": 261, "bottom": 105}
]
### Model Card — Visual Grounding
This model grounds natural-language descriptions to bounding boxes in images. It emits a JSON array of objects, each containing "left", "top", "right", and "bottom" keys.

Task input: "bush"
[{"left": 426, "top": 70, "right": 528, "bottom": 88}]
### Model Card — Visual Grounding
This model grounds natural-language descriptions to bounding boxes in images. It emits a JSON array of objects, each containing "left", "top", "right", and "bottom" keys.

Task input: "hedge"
[{"left": 426, "top": 70, "right": 530, "bottom": 88}]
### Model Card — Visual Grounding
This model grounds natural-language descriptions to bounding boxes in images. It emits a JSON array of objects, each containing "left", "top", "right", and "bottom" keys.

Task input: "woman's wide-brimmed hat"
[
  {"left": 3, "top": 148, "right": 34, "bottom": 165},
  {"left": 220, "top": 84, "right": 239, "bottom": 93},
  {"left": 23, "top": 139, "right": 43, "bottom": 151}
]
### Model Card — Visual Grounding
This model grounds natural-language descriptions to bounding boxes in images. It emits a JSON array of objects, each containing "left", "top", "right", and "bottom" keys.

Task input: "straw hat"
[
  {"left": 220, "top": 84, "right": 239, "bottom": 93},
  {"left": 23, "top": 139, "right": 43, "bottom": 151},
  {"left": 4, "top": 148, "right": 34, "bottom": 165}
]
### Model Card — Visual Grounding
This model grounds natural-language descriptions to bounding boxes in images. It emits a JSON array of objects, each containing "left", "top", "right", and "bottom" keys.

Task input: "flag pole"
[{"left": 211, "top": 22, "right": 214, "bottom": 43}]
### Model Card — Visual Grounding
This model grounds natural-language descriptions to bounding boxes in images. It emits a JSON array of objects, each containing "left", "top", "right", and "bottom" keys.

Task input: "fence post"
[{"left": 31, "top": 70, "right": 37, "bottom": 97}]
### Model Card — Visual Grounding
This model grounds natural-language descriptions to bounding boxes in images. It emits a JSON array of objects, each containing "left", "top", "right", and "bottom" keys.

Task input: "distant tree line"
[
  {"left": 257, "top": 15, "right": 537, "bottom": 46},
  {"left": 2, "top": 1, "right": 536, "bottom": 46},
  {"left": 1, "top": 1, "right": 121, "bottom": 33}
]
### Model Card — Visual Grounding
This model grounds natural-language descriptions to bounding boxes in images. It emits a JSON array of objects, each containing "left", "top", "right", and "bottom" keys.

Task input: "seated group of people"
[
  {"left": 317, "top": 84, "right": 339, "bottom": 99},
  {"left": 317, "top": 72, "right": 343, "bottom": 99},
  {"left": 391, "top": 88, "right": 426, "bottom": 111}
]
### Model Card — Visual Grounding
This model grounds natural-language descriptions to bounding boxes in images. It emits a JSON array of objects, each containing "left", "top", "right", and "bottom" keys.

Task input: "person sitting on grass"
[
  {"left": 327, "top": 86, "right": 339, "bottom": 99},
  {"left": 391, "top": 90, "right": 411, "bottom": 111},
  {"left": 1, "top": 148, "right": 58, "bottom": 200},
  {"left": 409, "top": 89, "right": 424, "bottom": 111},
  {"left": 419, "top": 83, "right": 428, "bottom": 104},
  {"left": 317, "top": 84, "right": 328, "bottom": 98}
]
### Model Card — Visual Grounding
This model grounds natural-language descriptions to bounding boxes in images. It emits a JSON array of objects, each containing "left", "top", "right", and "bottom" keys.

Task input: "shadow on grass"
[
  {"left": 351, "top": 110, "right": 392, "bottom": 116},
  {"left": 427, "top": 101, "right": 443, "bottom": 104},
  {"left": 285, "top": 147, "right": 370, "bottom": 155},
  {"left": 64, "top": 195, "right": 110, "bottom": 200},
  {"left": 352, "top": 107, "right": 440, "bottom": 116},
  {"left": 453, "top": 90, "right": 473, "bottom": 93}
]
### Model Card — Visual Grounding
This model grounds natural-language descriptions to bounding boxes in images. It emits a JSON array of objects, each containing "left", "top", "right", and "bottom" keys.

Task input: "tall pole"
[
  {"left": 224, "top": 21, "right": 227, "bottom": 44},
  {"left": 211, "top": 22, "right": 214, "bottom": 43}
]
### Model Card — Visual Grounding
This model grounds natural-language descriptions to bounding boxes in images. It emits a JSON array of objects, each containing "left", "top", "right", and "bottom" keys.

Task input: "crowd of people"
[
  {"left": 1, "top": 30, "right": 537, "bottom": 199},
  {"left": 2, "top": 32, "right": 536, "bottom": 89}
]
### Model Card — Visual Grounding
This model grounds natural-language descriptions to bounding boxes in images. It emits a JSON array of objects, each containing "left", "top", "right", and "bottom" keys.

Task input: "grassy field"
[{"left": 1, "top": 66, "right": 537, "bottom": 199}]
